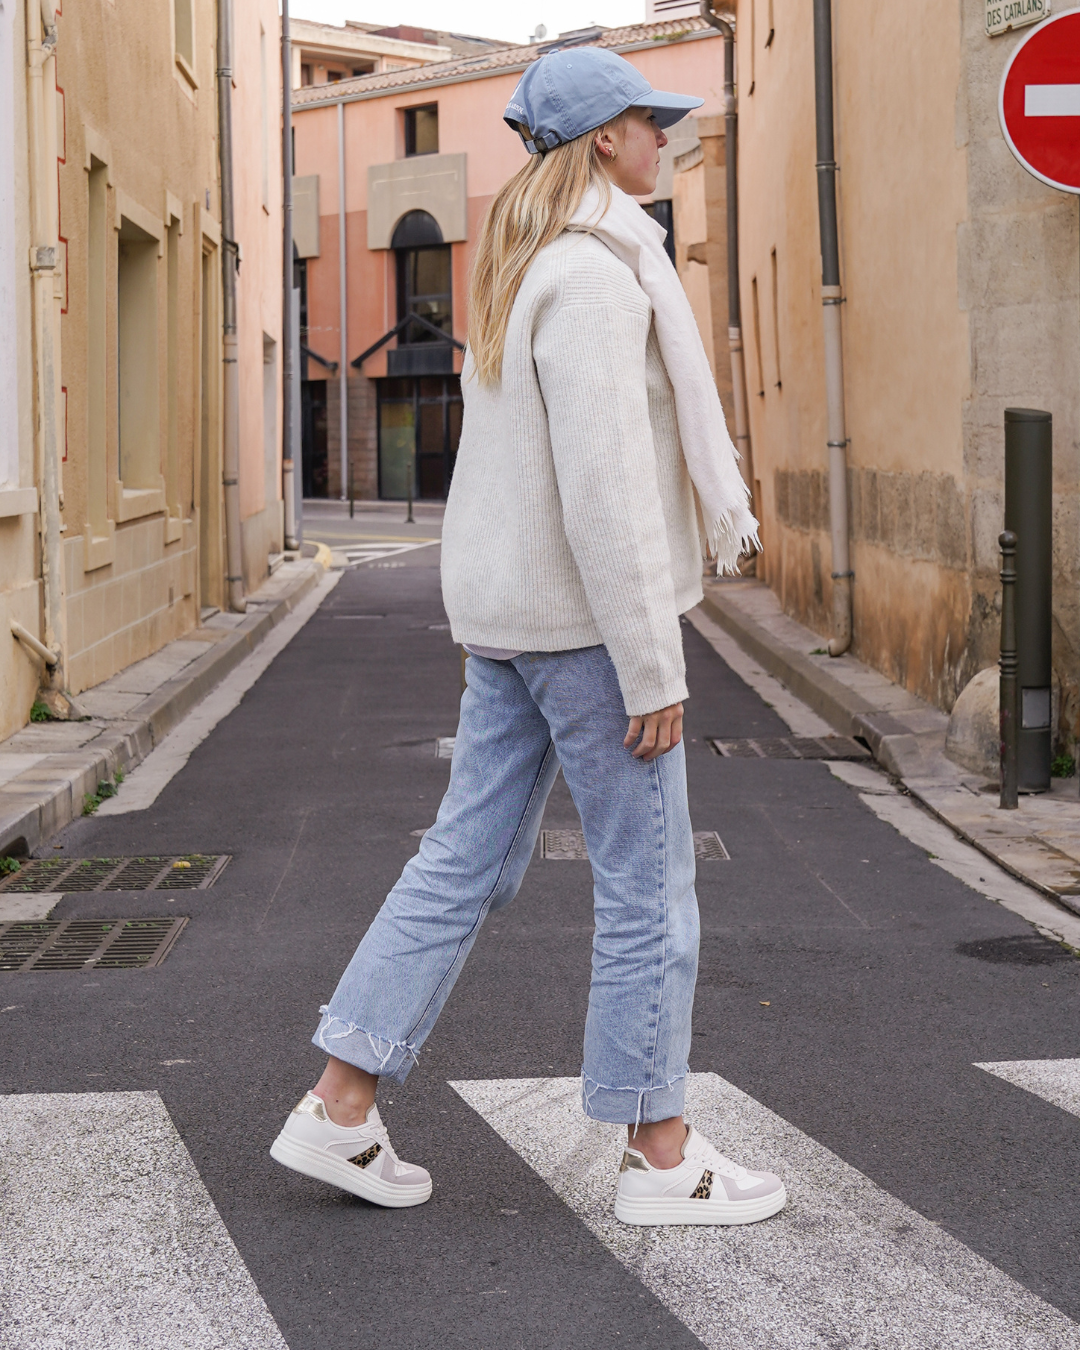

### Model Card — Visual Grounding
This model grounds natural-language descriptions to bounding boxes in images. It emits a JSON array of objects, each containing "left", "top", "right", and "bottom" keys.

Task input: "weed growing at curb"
[
  {"left": 83, "top": 773, "right": 122, "bottom": 815},
  {"left": 1052, "top": 754, "right": 1076, "bottom": 779},
  {"left": 29, "top": 701, "right": 55, "bottom": 722},
  {"left": 0, "top": 856, "right": 20, "bottom": 876}
]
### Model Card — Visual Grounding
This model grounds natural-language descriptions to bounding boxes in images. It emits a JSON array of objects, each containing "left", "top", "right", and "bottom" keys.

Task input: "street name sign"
[
  {"left": 999, "top": 8, "right": 1080, "bottom": 193},
  {"left": 987, "top": 0, "right": 1050, "bottom": 38}
]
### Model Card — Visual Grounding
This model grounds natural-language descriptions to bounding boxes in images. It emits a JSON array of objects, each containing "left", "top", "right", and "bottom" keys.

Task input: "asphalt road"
[{"left": 3, "top": 549, "right": 1079, "bottom": 1348}]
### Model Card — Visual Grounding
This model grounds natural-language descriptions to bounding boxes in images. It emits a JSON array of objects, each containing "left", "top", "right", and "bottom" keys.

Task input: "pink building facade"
[{"left": 291, "top": 18, "right": 728, "bottom": 502}]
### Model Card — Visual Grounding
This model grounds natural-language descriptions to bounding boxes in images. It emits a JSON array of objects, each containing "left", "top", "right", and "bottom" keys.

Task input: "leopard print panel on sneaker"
[
  {"left": 349, "top": 1142, "right": 382, "bottom": 1169},
  {"left": 691, "top": 1169, "right": 714, "bottom": 1200}
]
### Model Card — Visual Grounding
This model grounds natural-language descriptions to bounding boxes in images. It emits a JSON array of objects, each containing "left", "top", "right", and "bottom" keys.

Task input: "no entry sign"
[{"left": 999, "top": 8, "right": 1080, "bottom": 193}]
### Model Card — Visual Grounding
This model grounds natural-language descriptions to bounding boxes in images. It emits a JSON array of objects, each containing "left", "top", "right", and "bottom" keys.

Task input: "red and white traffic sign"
[{"left": 999, "top": 8, "right": 1080, "bottom": 194}]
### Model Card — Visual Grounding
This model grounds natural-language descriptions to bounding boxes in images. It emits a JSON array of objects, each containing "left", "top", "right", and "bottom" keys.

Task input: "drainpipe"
[
  {"left": 336, "top": 100, "right": 348, "bottom": 503},
  {"left": 700, "top": 3, "right": 754, "bottom": 516},
  {"left": 217, "top": 0, "right": 245, "bottom": 611},
  {"left": 26, "top": 0, "right": 71, "bottom": 712},
  {"left": 813, "top": 0, "right": 852, "bottom": 656},
  {"left": 281, "top": 0, "right": 298, "bottom": 550}
]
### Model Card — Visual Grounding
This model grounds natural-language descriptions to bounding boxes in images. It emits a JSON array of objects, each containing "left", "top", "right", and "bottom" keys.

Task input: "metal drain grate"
[
  {"left": 0, "top": 855, "right": 230, "bottom": 894},
  {"left": 0, "top": 918, "right": 188, "bottom": 972},
  {"left": 710, "top": 735, "right": 870, "bottom": 761},
  {"left": 540, "top": 830, "right": 730, "bottom": 861}
]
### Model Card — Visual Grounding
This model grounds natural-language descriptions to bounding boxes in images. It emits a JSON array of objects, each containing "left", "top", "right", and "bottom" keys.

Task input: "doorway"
[{"left": 377, "top": 376, "right": 462, "bottom": 500}]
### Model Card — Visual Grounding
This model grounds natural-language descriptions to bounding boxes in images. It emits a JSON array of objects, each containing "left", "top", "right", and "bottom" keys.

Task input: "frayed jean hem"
[
  {"left": 312, "top": 1007, "right": 418, "bottom": 1085},
  {"left": 580, "top": 1069, "right": 687, "bottom": 1126}
]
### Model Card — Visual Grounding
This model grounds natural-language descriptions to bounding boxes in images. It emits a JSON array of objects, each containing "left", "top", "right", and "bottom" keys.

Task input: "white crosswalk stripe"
[
  {"left": 977, "top": 1059, "right": 1080, "bottom": 1119},
  {"left": 0, "top": 1091, "right": 288, "bottom": 1349},
  {"left": 451, "top": 1073, "right": 1080, "bottom": 1349},
  {"left": 341, "top": 539, "right": 439, "bottom": 567}
]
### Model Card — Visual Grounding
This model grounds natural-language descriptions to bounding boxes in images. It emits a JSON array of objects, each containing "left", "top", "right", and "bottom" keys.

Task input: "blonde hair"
[{"left": 468, "top": 118, "right": 626, "bottom": 385}]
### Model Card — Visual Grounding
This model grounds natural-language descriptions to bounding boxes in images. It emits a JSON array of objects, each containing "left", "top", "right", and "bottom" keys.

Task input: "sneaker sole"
[
  {"left": 613, "top": 1184, "right": 787, "bottom": 1227},
  {"left": 269, "top": 1132, "right": 432, "bottom": 1208}
]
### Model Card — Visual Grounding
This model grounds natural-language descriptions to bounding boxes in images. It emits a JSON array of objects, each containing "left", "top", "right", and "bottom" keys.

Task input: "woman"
[{"left": 271, "top": 47, "right": 787, "bottom": 1228}]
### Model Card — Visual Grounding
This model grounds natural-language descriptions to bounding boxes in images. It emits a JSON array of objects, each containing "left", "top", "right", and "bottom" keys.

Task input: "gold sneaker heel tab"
[
  {"left": 619, "top": 1149, "right": 649, "bottom": 1173},
  {"left": 293, "top": 1093, "right": 328, "bottom": 1122}
]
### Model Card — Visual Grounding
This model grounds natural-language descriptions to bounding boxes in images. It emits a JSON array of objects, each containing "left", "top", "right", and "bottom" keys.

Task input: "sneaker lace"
[
  {"left": 685, "top": 1131, "right": 750, "bottom": 1182},
  {"left": 364, "top": 1108, "right": 401, "bottom": 1165}
]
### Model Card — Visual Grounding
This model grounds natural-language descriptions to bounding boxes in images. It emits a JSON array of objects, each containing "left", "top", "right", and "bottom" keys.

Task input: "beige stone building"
[
  {"left": 731, "top": 0, "right": 1079, "bottom": 748},
  {"left": 0, "top": 0, "right": 284, "bottom": 742}
]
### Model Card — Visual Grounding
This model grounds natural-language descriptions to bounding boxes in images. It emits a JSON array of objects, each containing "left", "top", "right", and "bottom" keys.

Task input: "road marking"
[
  {"left": 0, "top": 1091, "right": 288, "bottom": 1349},
  {"left": 976, "top": 1059, "right": 1080, "bottom": 1119},
  {"left": 828, "top": 761, "right": 1080, "bottom": 950},
  {"left": 96, "top": 571, "right": 339, "bottom": 815},
  {"left": 1026, "top": 85, "right": 1080, "bottom": 116},
  {"left": 342, "top": 539, "right": 440, "bottom": 567},
  {"left": 450, "top": 1073, "right": 1080, "bottom": 1349}
]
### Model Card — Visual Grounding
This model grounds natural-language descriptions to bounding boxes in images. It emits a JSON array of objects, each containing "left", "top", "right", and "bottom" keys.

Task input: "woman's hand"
[{"left": 624, "top": 703, "right": 684, "bottom": 761}]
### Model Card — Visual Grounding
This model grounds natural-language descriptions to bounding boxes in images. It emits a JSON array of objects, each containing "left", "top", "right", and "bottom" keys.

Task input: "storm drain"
[
  {"left": 0, "top": 917, "right": 188, "bottom": 972},
  {"left": 0, "top": 855, "right": 230, "bottom": 894},
  {"left": 710, "top": 735, "right": 870, "bottom": 761},
  {"left": 540, "top": 830, "right": 729, "bottom": 861}
]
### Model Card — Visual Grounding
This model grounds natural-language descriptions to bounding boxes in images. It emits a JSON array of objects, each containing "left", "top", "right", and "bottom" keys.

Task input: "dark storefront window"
[
  {"left": 378, "top": 376, "right": 462, "bottom": 501},
  {"left": 643, "top": 199, "right": 675, "bottom": 266}
]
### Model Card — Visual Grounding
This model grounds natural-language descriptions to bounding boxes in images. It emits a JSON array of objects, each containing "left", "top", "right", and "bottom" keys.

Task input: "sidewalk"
[
  {"left": 700, "top": 577, "right": 1080, "bottom": 918},
  {"left": 0, "top": 557, "right": 328, "bottom": 859}
]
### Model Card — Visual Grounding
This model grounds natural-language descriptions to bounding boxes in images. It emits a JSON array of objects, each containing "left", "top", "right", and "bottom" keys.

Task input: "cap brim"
[{"left": 628, "top": 90, "right": 704, "bottom": 129}]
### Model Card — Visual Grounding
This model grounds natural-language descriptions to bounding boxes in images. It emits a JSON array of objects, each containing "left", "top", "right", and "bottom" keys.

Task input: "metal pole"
[
  {"left": 218, "top": 0, "right": 245, "bottom": 612},
  {"left": 336, "top": 99, "right": 348, "bottom": 503},
  {"left": 813, "top": 0, "right": 852, "bottom": 657},
  {"left": 1004, "top": 407, "right": 1053, "bottom": 793},
  {"left": 699, "top": 4, "right": 755, "bottom": 516},
  {"left": 999, "top": 530, "right": 1019, "bottom": 810},
  {"left": 281, "top": 0, "right": 297, "bottom": 549}
]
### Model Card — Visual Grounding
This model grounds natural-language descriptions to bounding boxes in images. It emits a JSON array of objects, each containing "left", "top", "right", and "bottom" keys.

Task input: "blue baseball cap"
[{"left": 504, "top": 47, "right": 704, "bottom": 154}]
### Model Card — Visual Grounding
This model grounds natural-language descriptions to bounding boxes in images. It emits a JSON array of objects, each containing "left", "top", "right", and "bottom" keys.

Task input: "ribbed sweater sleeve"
[{"left": 533, "top": 288, "right": 688, "bottom": 717}]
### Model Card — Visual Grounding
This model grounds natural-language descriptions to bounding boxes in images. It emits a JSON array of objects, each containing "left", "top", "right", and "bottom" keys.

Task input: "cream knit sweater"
[{"left": 441, "top": 231, "right": 704, "bottom": 717}]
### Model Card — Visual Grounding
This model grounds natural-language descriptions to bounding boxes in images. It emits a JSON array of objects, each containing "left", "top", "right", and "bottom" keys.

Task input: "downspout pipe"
[
  {"left": 700, "top": 4, "right": 755, "bottom": 524},
  {"left": 336, "top": 100, "right": 348, "bottom": 503},
  {"left": 217, "top": 0, "right": 245, "bottom": 611},
  {"left": 26, "top": 0, "right": 71, "bottom": 713},
  {"left": 813, "top": 0, "right": 852, "bottom": 656},
  {"left": 281, "top": 0, "right": 298, "bottom": 550}
]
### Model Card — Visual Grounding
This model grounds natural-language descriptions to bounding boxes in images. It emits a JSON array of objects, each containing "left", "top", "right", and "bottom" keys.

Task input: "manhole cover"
[
  {"left": 710, "top": 735, "right": 870, "bottom": 760},
  {"left": 0, "top": 918, "right": 188, "bottom": 972},
  {"left": 955, "top": 935, "right": 1075, "bottom": 966},
  {"left": 540, "top": 830, "right": 729, "bottom": 861},
  {"left": 0, "top": 855, "right": 230, "bottom": 894}
]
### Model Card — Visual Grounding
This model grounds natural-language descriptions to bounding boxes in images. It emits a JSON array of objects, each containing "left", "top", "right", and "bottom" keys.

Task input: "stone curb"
[{"left": 0, "top": 562, "right": 324, "bottom": 858}]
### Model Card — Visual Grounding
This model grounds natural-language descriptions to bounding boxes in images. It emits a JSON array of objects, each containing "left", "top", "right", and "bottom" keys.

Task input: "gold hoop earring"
[{"left": 606, "top": 148, "right": 618, "bottom": 162}]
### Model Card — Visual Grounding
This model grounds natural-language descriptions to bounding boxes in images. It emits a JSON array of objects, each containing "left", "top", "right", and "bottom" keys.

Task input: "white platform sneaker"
[
  {"left": 270, "top": 1092, "right": 432, "bottom": 1208},
  {"left": 613, "top": 1125, "right": 786, "bottom": 1226}
]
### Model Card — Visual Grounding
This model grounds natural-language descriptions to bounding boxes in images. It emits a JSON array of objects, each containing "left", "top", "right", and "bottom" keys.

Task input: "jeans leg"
[
  {"left": 517, "top": 646, "right": 699, "bottom": 1125},
  {"left": 314, "top": 654, "right": 560, "bottom": 1082}
]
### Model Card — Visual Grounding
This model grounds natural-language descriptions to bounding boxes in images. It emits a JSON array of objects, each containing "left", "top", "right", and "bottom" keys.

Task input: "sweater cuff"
[{"left": 619, "top": 674, "right": 689, "bottom": 719}]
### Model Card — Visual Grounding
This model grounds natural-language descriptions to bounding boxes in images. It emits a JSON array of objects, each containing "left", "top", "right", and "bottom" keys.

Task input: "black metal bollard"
[
  {"left": 999, "top": 530, "right": 1019, "bottom": 810},
  {"left": 348, "top": 457, "right": 355, "bottom": 519},
  {"left": 1004, "top": 407, "right": 1052, "bottom": 792}
]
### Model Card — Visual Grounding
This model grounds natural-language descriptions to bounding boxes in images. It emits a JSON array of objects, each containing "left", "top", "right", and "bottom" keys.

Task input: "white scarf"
[{"left": 568, "top": 184, "right": 760, "bottom": 574}]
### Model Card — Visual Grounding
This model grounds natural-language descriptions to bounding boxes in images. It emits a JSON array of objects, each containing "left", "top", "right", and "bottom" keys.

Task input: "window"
[
  {"left": 174, "top": 0, "right": 194, "bottom": 78},
  {"left": 750, "top": 275, "right": 765, "bottom": 397},
  {"left": 352, "top": 64, "right": 374, "bottom": 77},
  {"left": 300, "top": 64, "right": 312, "bottom": 86},
  {"left": 117, "top": 218, "right": 160, "bottom": 488},
  {"left": 86, "top": 161, "right": 109, "bottom": 535},
  {"left": 166, "top": 218, "right": 181, "bottom": 518},
  {"left": 260, "top": 26, "right": 269, "bottom": 209},
  {"left": 397, "top": 247, "right": 452, "bottom": 344},
  {"left": 404, "top": 104, "right": 438, "bottom": 157},
  {"left": 327, "top": 70, "right": 343, "bottom": 83},
  {"left": 770, "top": 247, "right": 782, "bottom": 390}
]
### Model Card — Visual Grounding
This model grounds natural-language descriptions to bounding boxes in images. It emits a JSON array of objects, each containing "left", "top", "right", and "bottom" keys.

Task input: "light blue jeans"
[{"left": 313, "top": 644, "right": 699, "bottom": 1125}]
